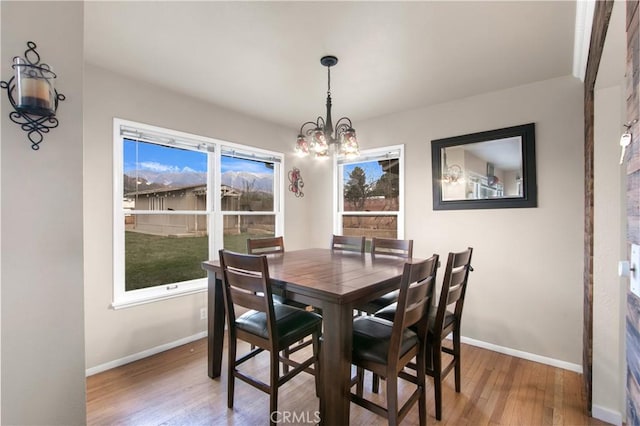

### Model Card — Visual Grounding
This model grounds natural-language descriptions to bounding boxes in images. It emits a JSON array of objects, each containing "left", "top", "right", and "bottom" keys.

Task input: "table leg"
[
  {"left": 208, "top": 273, "right": 225, "bottom": 379},
  {"left": 319, "top": 302, "right": 353, "bottom": 425}
]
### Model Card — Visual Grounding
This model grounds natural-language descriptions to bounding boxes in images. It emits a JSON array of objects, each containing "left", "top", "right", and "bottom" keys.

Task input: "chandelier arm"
[
  {"left": 333, "top": 117, "right": 354, "bottom": 138},
  {"left": 298, "top": 120, "right": 321, "bottom": 135}
]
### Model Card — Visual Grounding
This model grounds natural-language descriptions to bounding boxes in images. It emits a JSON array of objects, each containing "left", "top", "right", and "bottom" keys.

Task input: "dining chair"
[
  {"left": 246, "top": 236, "right": 285, "bottom": 255},
  {"left": 331, "top": 234, "right": 366, "bottom": 253},
  {"left": 357, "top": 237, "right": 414, "bottom": 315},
  {"left": 426, "top": 247, "right": 473, "bottom": 420},
  {"left": 376, "top": 246, "right": 474, "bottom": 421},
  {"left": 247, "top": 236, "right": 317, "bottom": 369},
  {"left": 350, "top": 254, "right": 439, "bottom": 426},
  {"left": 219, "top": 249, "right": 322, "bottom": 426}
]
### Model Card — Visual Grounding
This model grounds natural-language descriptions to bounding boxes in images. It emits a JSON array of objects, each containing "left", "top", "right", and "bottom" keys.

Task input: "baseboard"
[
  {"left": 459, "top": 335, "right": 583, "bottom": 373},
  {"left": 592, "top": 404, "right": 623, "bottom": 426},
  {"left": 85, "top": 331, "right": 207, "bottom": 377}
]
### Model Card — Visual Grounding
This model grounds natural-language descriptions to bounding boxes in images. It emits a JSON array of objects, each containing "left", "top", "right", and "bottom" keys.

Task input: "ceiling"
[{"left": 84, "top": 1, "right": 577, "bottom": 130}]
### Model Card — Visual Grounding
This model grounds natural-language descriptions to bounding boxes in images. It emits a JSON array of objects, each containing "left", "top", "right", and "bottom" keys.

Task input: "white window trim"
[
  {"left": 333, "top": 144, "right": 405, "bottom": 239},
  {"left": 113, "top": 118, "right": 284, "bottom": 309}
]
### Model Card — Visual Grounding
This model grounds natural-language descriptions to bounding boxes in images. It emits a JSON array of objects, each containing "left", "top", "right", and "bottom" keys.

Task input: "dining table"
[{"left": 202, "top": 247, "right": 422, "bottom": 425}]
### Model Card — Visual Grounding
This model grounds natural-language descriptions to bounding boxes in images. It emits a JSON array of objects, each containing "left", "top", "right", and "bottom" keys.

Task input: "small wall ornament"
[
  {"left": 0, "top": 41, "right": 65, "bottom": 150},
  {"left": 288, "top": 167, "right": 304, "bottom": 198}
]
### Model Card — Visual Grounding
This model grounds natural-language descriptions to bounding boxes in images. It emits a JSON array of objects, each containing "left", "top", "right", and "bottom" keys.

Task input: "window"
[
  {"left": 335, "top": 146, "right": 404, "bottom": 242},
  {"left": 113, "top": 119, "right": 283, "bottom": 308}
]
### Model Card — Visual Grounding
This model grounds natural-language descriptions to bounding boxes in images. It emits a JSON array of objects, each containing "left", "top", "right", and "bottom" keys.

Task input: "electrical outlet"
[{"left": 200, "top": 307, "right": 207, "bottom": 320}]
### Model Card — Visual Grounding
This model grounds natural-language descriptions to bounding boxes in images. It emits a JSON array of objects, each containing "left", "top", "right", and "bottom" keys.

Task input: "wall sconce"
[{"left": 0, "top": 41, "right": 65, "bottom": 150}]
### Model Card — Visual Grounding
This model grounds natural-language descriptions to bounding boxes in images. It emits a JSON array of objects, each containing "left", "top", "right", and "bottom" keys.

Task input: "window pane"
[
  {"left": 125, "top": 214, "right": 208, "bottom": 291},
  {"left": 342, "top": 215, "right": 397, "bottom": 239},
  {"left": 221, "top": 155, "right": 274, "bottom": 211},
  {"left": 342, "top": 159, "right": 399, "bottom": 212},
  {"left": 223, "top": 214, "right": 275, "bottom": 253},
  {"left": 124, "top": 139, "right": 208, "bottom": 210}
]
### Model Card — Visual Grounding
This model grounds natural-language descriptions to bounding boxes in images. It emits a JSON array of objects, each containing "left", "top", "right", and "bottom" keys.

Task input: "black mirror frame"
[{"left": 431, "top": 123, "right": 537, "bottom": 210}]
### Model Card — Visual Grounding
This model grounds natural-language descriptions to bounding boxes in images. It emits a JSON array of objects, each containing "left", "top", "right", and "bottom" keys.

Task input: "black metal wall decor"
[{"left": 0, "top": 41, "right": 65, "bottom": 150}]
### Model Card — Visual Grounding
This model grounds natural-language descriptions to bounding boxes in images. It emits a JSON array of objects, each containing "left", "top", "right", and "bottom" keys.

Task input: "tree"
[
  {"left": 344, "top": 166, "right": 371, "bottom": 210},
  {"left": 375, "top": 171, "right": 399, "bottom": 199}
]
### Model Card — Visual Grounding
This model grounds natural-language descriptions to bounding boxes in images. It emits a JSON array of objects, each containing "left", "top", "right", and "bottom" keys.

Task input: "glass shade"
[
  {"left": 339, "top": 129, "right": 359, "bottom": 157},
  {"left": 311, "top": 129, "right": 329, "bottom": 156},
  {"left": 13, "top": 57, "right": 56, "bottom": 116},
  {"left": 295, "top": 135, "right": 309, "bottom": 156}
]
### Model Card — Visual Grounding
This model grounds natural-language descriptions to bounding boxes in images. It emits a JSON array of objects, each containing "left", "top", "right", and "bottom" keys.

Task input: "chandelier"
[{"left": 295, "top": 56, "right": 360, "bottom": 158}]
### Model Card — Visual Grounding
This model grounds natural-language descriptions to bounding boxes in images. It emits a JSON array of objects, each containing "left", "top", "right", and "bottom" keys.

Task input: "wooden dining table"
[{"left": 202, "top": 248, "right": 421, "bottom": 425}]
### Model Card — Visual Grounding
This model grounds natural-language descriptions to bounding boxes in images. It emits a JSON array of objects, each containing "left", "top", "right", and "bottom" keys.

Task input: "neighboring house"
[{"left": 124, "top": 184, "right": 241, "bottom": 236}]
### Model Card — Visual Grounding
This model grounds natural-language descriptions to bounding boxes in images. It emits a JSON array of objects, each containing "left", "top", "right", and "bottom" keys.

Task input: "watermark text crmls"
[{"left": 270, "top": 410, "right": 320, "bottom": 424}]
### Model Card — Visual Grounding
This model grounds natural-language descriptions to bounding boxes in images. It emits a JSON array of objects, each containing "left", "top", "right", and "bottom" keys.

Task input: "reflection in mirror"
[
  {"left": 432, "top": 123, "right": 536, "bottom": 210},
  {"left": 441, "top": 136, "right": 523, "bottom": 201}
]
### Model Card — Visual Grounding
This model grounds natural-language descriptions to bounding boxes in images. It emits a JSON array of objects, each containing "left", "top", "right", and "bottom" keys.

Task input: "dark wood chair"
[
  {"left": 246, "top": 236, "right": 285, "bottom": 255},
  {"left": 350, "top": 254, "right": 439, "bottom": 426},
  {"left": 219, "top": 249, "right": 322, "bottom": 426},
  {"left": 371, "top": 237, "right": 413, "bottom": 258},
  {"left": 357, "top": 238, "right": 414, "bottom": 315},
  {"left": 331, "top": 234, "right": 366, "bottom": 253},
  {"left": 426, "top": 247, "right": 473, "bottom": 420},
  {"left": 247, "top": 236, "right": 317, "bottom": 367},
  {"left": 376, "top": 247, "right": 473, "bottom": 421}
]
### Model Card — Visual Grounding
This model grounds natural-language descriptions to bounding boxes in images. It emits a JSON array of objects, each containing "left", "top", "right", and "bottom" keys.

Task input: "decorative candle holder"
[{"left": 0, "top": 41, "right": 65, "bottom": 150}]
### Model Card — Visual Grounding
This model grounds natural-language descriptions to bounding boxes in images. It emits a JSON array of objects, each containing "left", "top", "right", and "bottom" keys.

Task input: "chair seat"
[
  {"left": 357, "top": 289, "right": 400, "bottom": 314},
  {"left": 237, "top": 304, "right": 321, "bottom": 347},
  {"left": 375, "top": 304, "right": 456, "bottom": 334},
  {"left": 352, "top": 316, "right": 418, "bottom": 365}
]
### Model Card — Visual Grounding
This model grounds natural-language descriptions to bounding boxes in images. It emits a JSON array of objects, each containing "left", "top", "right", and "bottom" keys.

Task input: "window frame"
[
  {"left": 333, "top": 145, "right": 405, "bottom": 240},
  {"left": 113, "top": 118, "right": 284, "bottom": 309}
]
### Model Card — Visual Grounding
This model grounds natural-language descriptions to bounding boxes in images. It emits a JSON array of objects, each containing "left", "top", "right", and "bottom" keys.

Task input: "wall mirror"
[{"left": 431, "top": 123, "right": 537, "bottom": 210}]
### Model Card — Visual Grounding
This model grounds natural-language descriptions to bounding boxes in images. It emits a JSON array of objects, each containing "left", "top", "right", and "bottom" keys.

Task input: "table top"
[{"left": 202, "top": 248, "right": 419, "bottom": 305}]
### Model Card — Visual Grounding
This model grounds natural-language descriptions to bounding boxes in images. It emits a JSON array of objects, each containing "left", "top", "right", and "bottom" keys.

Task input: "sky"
[
  {"left": 343, "top": 160, "right": 383, "bottom": 183},
  {"left": 124, "top": 139, "right": 273, "bottom": 175}
]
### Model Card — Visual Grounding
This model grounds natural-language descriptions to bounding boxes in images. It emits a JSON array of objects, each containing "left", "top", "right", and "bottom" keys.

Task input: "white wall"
[
  {"left": 327, "top": 75, "right": 585, "bottom": 365},
  {"left": 1, "top": 2, "right": 86, "bottom": 424},
  {"left": 83, "top": 64, "right": 313, "bottom": 369},
  {"left": 593, "top": 84, "right": 626, "bottom": 425}
]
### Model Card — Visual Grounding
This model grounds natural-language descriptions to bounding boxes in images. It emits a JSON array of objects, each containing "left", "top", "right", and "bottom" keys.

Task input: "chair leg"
[
  {"left": 433, "top": 339, "right": 443, "bottom": 421},
  {"left": 269, "top": 350, "right": 279, "bottom": 426},
  {"left": 372, "top": 373, "right": 380, "bottom": 393},
  {"left": 454, "top": 326, "right": 461, "bottom": 392},
  {"left": 227, "top": 336, "right": 237, "bottom": 409},
  {"left": 356, "top": 367, "right": 365, "bottom": 397},
  {"left": 386, "top": 372, "right": 399, "bottom": 426},
  {"left": 282, "top": 348, "right": 290, "bottom": 374},
  {"left": 417, "top": 347, "right": 427, "bottom": 426}
]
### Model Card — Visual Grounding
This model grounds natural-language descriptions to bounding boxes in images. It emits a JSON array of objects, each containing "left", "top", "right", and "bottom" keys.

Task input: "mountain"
[
  {"left": 124, "top": 169, "right": 206, "bottom": 188},
  {"left": 221, "top": 171, "right": 273, "bottom": 192},
  {"left": 124, "top": 170, "right": 273, "bottom": 193}
]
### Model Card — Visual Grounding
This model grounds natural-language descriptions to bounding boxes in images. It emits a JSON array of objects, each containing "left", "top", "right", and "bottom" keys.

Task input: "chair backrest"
[
  {"left": 434, "top": 247, "right": 473, "bottom": 335},
  {"left": 219, "top": 249, "right": 277, "bottom": 344},
  {"left": 331, "top": 234, "right": 366, "bottom": 253},
  {"left": 247, "top": 236, "right": 285, "bottom": 255},
  {"left": 371, "top": 237, "right": 413, "bottom": 258},
  {"left": 389, "top": 254, "right": 439, "bottom": 362}
]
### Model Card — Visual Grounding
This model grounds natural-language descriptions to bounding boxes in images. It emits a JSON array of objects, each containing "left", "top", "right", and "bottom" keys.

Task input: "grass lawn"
[{"left": 125, "top": 231, "right": 272, "bottom": 291}]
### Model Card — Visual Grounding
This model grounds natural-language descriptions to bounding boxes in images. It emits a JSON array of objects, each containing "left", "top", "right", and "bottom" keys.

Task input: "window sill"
[{"left": 112, "top": 285, "right": 207, "bottom": 310}]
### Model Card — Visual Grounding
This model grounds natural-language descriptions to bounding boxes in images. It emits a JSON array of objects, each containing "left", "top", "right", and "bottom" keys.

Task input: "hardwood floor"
[{"left": 86, "top": 336, "right": 609, "bottom": 425}]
